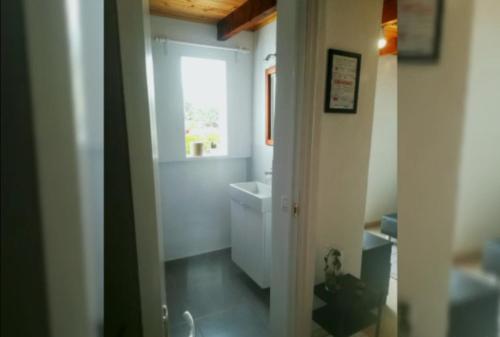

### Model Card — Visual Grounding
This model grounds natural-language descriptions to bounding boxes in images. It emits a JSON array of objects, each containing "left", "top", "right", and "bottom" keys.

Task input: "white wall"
[
  {"left": 150, "top": 17, "right": 253, "bottom": 260},
  {"left": 150, "top": 16, "right": 254, "bottom": 51},
  {"left": 159, "top": 159, "right": 248, "bottom": 260},
  {"left": 251, "top": 21, "right": 276, "bottom": 182},
  {"left": 454, "top": 0, "right": 500, "bottom": 255},
  {"left": 400, "top": 1, "right": 500, "bottom": 334},
  {"left": 398, "top": 1, "right": 475, "bottom": 336},
  {"left": 313, "top": 0, "right": 382, "bottom": 281},
  {"left": 364, "top": 55, "right": 397, "bottom": 223}
]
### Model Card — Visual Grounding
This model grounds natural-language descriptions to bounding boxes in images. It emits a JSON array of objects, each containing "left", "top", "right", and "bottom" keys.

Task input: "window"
[{"left": 181, "top": 57, "right": 228, "bottom": 157}]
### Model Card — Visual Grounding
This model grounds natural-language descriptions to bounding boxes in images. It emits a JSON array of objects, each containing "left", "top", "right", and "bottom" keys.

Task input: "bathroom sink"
[{"left": 229, "top": 182, "right": 271, "bottom": 212}]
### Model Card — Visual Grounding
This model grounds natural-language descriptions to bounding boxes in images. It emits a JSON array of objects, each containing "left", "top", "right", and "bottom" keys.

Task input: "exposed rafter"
[
  {"left": 382, "top": 0, "right": 397, "bottom": 24},
  {"left": 380, "top": 0, "right": 398, "bottom": 55},
  {"left": 217, "top": 0, "right": 277, "bottom": 41}
]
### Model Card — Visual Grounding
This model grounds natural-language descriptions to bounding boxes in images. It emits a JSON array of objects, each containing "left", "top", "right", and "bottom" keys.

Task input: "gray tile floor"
[{"left": 165, "top": 249, "right": 270, "bottom": 337}]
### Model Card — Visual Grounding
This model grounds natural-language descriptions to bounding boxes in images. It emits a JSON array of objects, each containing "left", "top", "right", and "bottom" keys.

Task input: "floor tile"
[
  {"left": 168, "top": 321, "right": 204, "bottom": 337},
  {"left": 164, "top": 249, "right": 269, "bottom": 335},
  {"left": 196, "top": 303, "right": 270, "bottom": 337}
]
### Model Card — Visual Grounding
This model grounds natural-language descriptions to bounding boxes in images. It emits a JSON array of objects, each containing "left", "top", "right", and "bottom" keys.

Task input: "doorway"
[
  {"left": 150, "top": 10, "right": 278, "bottom": 337},
  {"left": 111, "top": 0, "right": 311, "bottom": 336}
]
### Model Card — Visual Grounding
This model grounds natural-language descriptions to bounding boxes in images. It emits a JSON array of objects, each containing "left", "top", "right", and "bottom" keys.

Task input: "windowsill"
[
  {"left": 159, "top": 154, "right": 251, "bottom": 164},
  {"left": 185, "top": 154, "right": 229, "bottom": 161}
]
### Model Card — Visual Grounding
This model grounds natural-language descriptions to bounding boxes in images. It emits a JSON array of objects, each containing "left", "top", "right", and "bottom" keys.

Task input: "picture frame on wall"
[
  {"left": 324, "top": 49, "right": 362, "bottom": 114},
  {"left": 265, "top": 65, "right": 276, "bottom": 146},
  {"left": 399, "top": 0, "right": 444, "bottom": 61}
]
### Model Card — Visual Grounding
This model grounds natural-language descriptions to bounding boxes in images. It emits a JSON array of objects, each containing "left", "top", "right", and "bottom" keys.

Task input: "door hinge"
[{"left": 293, "top": 202, "right": 299, "bottom": 217}]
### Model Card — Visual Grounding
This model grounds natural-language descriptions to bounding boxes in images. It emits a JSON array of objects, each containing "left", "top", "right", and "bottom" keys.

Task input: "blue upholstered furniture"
[
  {"left": 380, "top": 213, "right": 398, "bottom": 239},
  {"left": 483, "top": 239, "right": 500, "bottom": 278},
  {"left": 448, "top": 269, "right": 499, "bottom": 337}
]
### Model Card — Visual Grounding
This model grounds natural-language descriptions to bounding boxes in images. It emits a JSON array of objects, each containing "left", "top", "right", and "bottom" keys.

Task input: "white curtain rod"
[{"left": 153, "top": 36, "right": 251, "bottom": 54}]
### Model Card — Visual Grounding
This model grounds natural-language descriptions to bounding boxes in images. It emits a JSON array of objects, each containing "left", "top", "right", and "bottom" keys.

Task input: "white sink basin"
[{"left": 229, "top": 181, "right": 271, "bottom": 212}]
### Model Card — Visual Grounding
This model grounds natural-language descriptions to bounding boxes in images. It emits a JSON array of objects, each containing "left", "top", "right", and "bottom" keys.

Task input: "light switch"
[{"left": 281, "top": 196, "right": 290, "bottom": 211}]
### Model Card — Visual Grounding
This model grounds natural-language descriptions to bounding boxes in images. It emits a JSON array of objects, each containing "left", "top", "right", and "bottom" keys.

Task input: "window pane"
[{"left": 181, "top": 57, "right": 228, "bottom": 157}]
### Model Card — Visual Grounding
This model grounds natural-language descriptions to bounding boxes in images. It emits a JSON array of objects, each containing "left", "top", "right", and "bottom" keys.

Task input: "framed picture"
[
  {"left": 265, "top": 65, "right": 276, "bottom": 146},
  {"left": 324, "top": 49, "right": 362, "bottom": 113},
  {"left": 399, "top": 0, "right": 444, "bottom": 61}
]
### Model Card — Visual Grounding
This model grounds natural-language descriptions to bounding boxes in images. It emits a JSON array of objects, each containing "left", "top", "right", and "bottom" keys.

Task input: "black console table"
[{"left": 313, "top": 274, "right": 385, "bottom": 337}]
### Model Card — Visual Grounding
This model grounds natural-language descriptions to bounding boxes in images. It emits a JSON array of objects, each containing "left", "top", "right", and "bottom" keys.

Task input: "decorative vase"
[{"left": 324, "top": 248, "right": 343, "bottom": 292}]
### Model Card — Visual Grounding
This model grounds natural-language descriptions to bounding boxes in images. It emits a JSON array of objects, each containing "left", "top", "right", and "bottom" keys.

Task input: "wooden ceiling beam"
[
  {"left": 382, "top": 0, "right": 397, "bottom": 24},
  {"left": 217, "top": 0, "right": 277, "bottom": 40},
  {"left": 380, "top": 0, "right": 398, "bottom": 55}
]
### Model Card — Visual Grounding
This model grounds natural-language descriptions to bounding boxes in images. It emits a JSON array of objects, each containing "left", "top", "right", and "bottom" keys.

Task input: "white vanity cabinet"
[{"left": 229, "top": 182, "right": 272, "bottom": 288}]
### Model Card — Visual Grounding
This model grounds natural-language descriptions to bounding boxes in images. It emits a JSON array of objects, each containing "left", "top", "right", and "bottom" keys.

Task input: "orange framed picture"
[{"left": 265, "top": 65, "right": 276, "bottom": 145}]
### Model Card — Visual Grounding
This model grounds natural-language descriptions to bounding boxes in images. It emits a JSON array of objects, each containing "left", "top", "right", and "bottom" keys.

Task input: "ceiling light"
[{"left": 378, "top": 38, "right": 387, "bottom": 49}]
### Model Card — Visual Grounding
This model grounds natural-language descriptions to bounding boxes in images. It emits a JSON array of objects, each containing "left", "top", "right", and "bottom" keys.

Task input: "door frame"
[
  {"left": 1, "top": 1, "right": 51, "bottom": 336},
  {"left": 270, "top": 0, "right": 322, "bottom": 336},
  {"left": 121, "top": 0, "right": 323, "bottom": 336}
]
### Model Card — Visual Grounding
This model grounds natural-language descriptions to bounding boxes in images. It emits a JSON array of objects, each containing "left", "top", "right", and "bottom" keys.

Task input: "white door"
[{"left": 115, "top": 0, "right": 169, "bottom": 336}]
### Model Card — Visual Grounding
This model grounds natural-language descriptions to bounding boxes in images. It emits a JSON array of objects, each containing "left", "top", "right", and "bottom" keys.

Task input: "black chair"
[
  {"left": 483, "top": 239, "right": 500, "bottom": 278},
  {"left": 448, "top": 269, "right": 499, "bottom": 337},
  {"left": 380, "top": 213, "right": 397, "bottom": 240}
]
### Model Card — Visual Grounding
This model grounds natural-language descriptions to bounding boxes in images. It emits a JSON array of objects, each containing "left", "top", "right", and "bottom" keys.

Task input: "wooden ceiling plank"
[
  {"left": 163, "top": 0, "right": 234, "bottom": 11},
  {"left": 217, "top": 0, "right": 277, "bottom": 40},
  {"left": 153, "top": 3, "right": 228, "bottom": 16},
  {"left": 150, "top": 9, "right": 218, "bottom": 23},
  {"left": 150, "top": 0, "right": 246, "bottom": 23}
]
